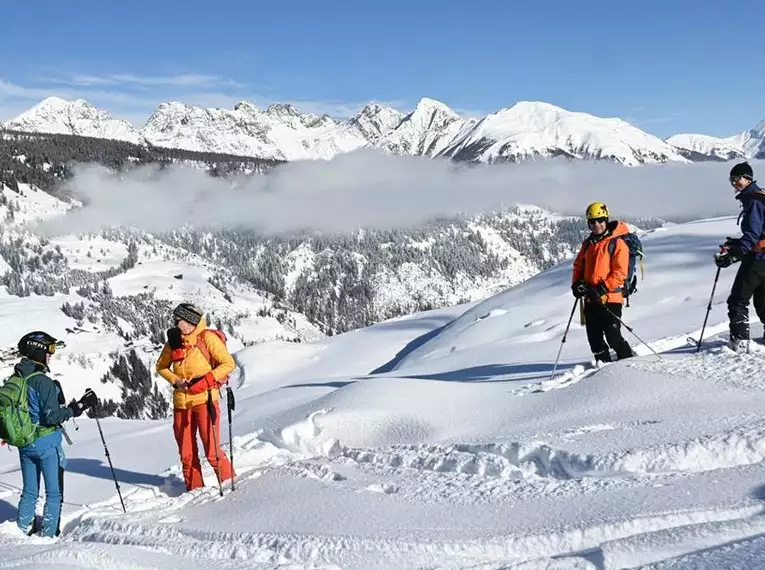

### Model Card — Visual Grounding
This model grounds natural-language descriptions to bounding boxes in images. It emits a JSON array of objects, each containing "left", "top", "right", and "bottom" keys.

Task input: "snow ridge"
[{"left": 4, "top": 95, "right": 696, "bottom": 165}]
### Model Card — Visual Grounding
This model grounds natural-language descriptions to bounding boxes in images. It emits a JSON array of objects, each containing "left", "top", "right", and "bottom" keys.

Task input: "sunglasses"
[{"left": 588, "top": 217, "right": 608, "bottom": 225}]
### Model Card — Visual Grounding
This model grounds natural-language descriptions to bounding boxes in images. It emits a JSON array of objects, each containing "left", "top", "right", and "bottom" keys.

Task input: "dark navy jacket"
[
  {"left": 736, "top": 181, "right": 765, "bottom": 260},
  {"left": 16, "top": 357, "right": 73, "bottom": 449}
]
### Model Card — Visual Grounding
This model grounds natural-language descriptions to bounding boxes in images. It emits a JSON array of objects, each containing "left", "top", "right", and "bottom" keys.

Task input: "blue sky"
[{"left": 0, "top": 0, "right": 762, "bottom": 138}]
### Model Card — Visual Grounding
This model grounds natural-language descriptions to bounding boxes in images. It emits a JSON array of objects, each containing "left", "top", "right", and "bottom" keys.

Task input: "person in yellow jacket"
[{"left": 156, "top": 303, "right": 235, "bottom": 491}]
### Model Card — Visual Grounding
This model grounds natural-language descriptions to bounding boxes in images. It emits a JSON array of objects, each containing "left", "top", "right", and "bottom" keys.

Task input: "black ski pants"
[
  {"left": 584, "top": 301, "right": 633, "bottom": 363},
  {"left": 727, "top": 256, "right": 765, "bottom": 341}
]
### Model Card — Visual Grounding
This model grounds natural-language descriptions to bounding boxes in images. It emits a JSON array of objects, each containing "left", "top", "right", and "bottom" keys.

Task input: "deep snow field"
[{"left": 0, "top": 214, "right": 764, "bottom": 569}]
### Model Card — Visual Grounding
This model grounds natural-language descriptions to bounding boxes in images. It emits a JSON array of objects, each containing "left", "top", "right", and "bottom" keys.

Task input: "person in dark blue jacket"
[
  {"left": 13, "top": 331, "right": 98, "bottom": 537},
  {"left": 716, "top": 162, "right": 765, "bottom": 351}
]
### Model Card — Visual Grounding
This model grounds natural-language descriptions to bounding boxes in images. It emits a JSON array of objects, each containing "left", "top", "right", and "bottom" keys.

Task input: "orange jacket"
[
  {"left": 155, "top": 317, "right": 235, "bottom": 410},
  {"left": 572, "top": 220, "right": 630, "bottom": 304}
]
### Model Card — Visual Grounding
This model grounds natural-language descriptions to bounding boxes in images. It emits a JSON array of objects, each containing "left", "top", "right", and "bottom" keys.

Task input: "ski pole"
[
  {"left": 696, "top": 266, "right": 722, "bottom": 353},
  {"left": 549, "top": 298, "right": 579, "bottom": 381},
  {"left": 599, "top": 303, "right": 662, "bottom": 360},
  {"left": 207, "top": 391, "right": 224, "bottom": 497},
  {"left": 226, "top": 386, "right": 235, "bottom": 492},
  {"left": 94, "top": 414, "right": 126, "bottom": 513}
]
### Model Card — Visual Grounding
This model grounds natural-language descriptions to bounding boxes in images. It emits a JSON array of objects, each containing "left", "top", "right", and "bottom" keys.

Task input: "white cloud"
[
  {"left": 60, "top": 73, "right": 237, "bottom": 88},
  {"left": 34, "top": 150, "right": 755, "bottom": 238}
]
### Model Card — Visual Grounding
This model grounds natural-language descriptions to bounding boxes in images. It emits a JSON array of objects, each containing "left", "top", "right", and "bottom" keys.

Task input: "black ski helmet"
[
  {"left": 18, "top": 331, "right": 60, "bottom": 363},
  {"left": 730, "top": 161, "right": 754, "bottom": 181}
]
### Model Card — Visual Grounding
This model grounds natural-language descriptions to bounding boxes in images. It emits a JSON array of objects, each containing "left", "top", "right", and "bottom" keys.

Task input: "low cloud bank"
[{"left": 36, "top": 150, "right": 759, "bottom": 236}]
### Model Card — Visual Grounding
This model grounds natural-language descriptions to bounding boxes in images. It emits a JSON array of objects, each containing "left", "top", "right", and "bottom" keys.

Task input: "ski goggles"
[{"left": 28, "top": 339, "right": 66, "bottom": 354}]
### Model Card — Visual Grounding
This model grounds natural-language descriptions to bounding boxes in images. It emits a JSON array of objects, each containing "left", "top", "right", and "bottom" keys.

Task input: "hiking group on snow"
[{"left": 0, "top": 162, "right": 762, "bottom": 538}]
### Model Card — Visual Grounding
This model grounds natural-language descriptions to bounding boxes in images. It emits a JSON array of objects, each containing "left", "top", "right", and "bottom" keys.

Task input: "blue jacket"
[
  {"left": 16, "top": 357, "right": 73, "bottom": 450},
  {"left": 736, "top": 181, "right": 765, "bottom": 260}
]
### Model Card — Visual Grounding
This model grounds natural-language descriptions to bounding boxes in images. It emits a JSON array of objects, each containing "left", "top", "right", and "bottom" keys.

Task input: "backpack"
[
  {"left": 582, "top": 230, "right": 645, "bottom": 306},
  {"left": 0, "top": 369, "right": 52, "bottom": 447},
  {"left": 607, "top": 232, "right": 645, "bottom": 305},
  {"left": 195, "top": 329, "right": 231, "bottom": 386}
]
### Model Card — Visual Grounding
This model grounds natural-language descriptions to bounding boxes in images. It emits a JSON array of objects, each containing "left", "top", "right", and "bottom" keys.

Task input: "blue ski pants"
[{"left": 17, "top": 435, "right": 66, "bottom": 537}]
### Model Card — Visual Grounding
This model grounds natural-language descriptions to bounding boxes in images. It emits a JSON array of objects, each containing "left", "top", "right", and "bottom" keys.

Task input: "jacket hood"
[
  {"left": 736, "top": 181, "right": 761, "bottom": 201},
  {"left": 17, "top": 356, "right": 49, "bottom": 375},
  {"left": 607, "top": 220, "right": 630, "bottom": 238},
  {"left": 181, "top": 316, "right": 208, "bottom": 344}
]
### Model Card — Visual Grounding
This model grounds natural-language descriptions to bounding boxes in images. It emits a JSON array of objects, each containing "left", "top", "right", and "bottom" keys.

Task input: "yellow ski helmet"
[{"left": 585, "top": 202, "right": 609, "bottom": 220}]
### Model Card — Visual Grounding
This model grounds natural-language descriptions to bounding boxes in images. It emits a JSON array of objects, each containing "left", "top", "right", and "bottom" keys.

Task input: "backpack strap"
[{"left": 195, "top": 330, "right": 215, "bottom": 368}]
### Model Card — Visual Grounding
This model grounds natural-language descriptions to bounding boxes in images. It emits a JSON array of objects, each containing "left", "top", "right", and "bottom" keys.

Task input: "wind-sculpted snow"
[{"left": 1, "top": 217, "right": 765, "bottom": 568}]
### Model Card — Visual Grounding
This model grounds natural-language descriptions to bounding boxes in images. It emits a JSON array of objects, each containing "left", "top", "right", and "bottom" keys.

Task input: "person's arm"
[
  {"left": 37, "top": 376, "right": 74, "bottom": 426},
  {"left": 156, "top": 344, "right": 181, "bottom": 385},
  {"left": 572, "top": 243, "right": 585, "bottom": 283},
  {"left": 737, "top": 198, "right": 765, "bottom": 255}
]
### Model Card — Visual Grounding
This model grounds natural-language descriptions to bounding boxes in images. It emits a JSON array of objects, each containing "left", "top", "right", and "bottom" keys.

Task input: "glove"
[
  {"left": 166, "top": 327, "right": 184, "bottom": 361},
  {"left": 723, "top": 238, "right": 743, "bottom": 257},
  {"left": 79, "top": 388, "right": 98, "bottom": 410},
  {"left": 587, "top": 283, "right": 608, "bottom": 303},
  {"left": 67, "top": 399, "right": 85, "bottom": 418},
  {"left": 715, "top": 251, "right": 739, "bottom": 268},
  {"left": 186, "top": 372, "right": 217, "bottom": 395},
  {"left": 571, "top": 280, "right": 587, "bottom": 298}
]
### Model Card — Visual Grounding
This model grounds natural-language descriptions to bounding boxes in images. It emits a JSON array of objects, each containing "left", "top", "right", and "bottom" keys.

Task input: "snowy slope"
[
  {"left": 2, "top": 97, "right": 144, "bottom": 145},
  {"left": 6, "top": 96, "right": 699, "bottom": 165},
  {"left": 668, "top": 120, "right": 765, "bottom": 161},
  {"left": 0, "top": 183, "right": 323, "bottom": 415},
  {"left": 3, "top": 215, "right": 765, "bottom": 568}
]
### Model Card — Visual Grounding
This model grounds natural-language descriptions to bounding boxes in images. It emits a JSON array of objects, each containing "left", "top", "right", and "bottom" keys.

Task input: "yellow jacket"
[{"left": 155, "top": 317, "right": 235, "bottom": 410}]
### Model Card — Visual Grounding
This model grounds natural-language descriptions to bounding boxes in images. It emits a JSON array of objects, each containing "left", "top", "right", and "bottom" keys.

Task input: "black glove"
[
  {"left": 587, "top": 283, "right": 608, "bottom": 303},
  {"left": 571, "top": 279, "right": 587, "bottom": 298},
  {"left": 67, "top": 399, "right": 85, "bottom": 418},
  {"left": 79, "top": 388, "right": 98, "bottom": 410},
  {"left": 723, "top": 237, "right": 743, "bottom": 257},
  {"left": 715, "top": 251, "right": 739, "bottom": 268},
  {"left": 166, "top": 327, "right": 182, "bottom": 350}
]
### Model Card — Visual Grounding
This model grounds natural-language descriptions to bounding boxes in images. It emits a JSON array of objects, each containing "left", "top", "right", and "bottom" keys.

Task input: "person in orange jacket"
[
  {"left": 571, "top": 202, "right": 634, "bottom": 363},
  {"left": 156, "top": 303, "right": 235, "bottom": 491}
]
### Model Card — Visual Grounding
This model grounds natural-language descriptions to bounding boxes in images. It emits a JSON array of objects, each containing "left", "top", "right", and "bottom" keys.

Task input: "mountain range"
[{"left": 5, "top": 96, "right": 762, "bottom": 166}]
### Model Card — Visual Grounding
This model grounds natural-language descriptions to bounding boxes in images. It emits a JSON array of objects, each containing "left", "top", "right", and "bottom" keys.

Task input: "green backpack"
[{"left": 0, "top": 369, "right": 54, "bottom": 448}]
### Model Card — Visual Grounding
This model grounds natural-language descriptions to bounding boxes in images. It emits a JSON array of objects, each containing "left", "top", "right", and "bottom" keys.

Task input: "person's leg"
[
  {"left": 727, "top": 259, "right": 758, "bottom": 347},
  {"left": 601, "top": 303, "right": 634, "bottom": 359},
  {"left": 173, "top": 408, "right": 204, "bottom": 490},
  {"left": 747, "top": 260, "right": 765, "bottom": 337},
  {"left": 584, "top": 302, "right": 611, "bottom": 363},
  {"left": 39, "top": 446, "right": 62, "bottom": 537},
  {"left": 16, "top": 449, "right": 40, "bottom": 534},
  {"left": 197, "top": 398, "right": 233, "bottom": 483}
]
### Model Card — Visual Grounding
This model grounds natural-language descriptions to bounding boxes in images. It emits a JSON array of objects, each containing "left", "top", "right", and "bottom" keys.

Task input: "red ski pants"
[{"left": 173, "top": 399, "right": 234, "bottom": 491}]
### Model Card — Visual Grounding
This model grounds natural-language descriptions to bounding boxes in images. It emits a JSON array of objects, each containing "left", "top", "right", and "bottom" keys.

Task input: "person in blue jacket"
[
  {"left": 13, "top": 331, "right": 97, "bottom": 537},
  {"left": 716, "top": 162, "right": 765, "bottom": 351}
]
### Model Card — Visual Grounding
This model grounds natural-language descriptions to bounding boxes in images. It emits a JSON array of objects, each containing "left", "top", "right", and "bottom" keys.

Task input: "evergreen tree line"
[
  {"left": 89, "top": 349, "right": 169, "bottom": 420},
  {"left": 0, "top": 129, "right": 281, "bottom": 191},
  {"left": 157, "top": 211, "right": 666, "bottom": 335}
]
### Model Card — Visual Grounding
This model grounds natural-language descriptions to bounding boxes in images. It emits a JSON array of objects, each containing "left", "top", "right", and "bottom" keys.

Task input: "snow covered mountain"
[
  {"left": 0, "top": 214, "right": 762, "bottom": 568},
  {"left": 5, "top": 96, "right": 691, "bottom": 165},
  {"left": 2, "top": 97, "right": 144, "bottom": 145},
  {"left": 667, "top": 120, "right": 765, "bottom": 161},
  {"left": 435, "top": 100, "right": 689, "bottom": 165}
]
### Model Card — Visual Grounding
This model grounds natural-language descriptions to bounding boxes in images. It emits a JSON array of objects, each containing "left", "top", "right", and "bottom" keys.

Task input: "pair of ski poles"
[
  {"left": 549, "top": 295, "right": 661, "bottom": 382},
  {"left": 552, "top": 264, "right": 725, "bottom": 380},
  {"left": 207, "top": 386, "right": 236, "bottom": 497},
  {"left": 76, "top": 384, "right": 237, "bottom": 513}
]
